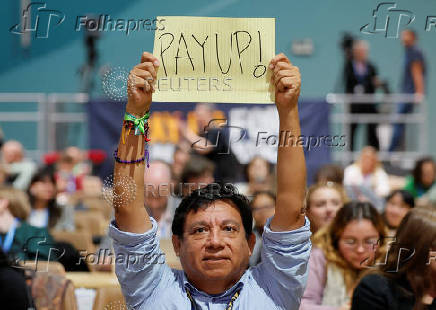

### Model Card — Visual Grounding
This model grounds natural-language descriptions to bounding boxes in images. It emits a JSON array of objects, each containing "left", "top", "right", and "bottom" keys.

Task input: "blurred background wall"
[{"left": 1, "top": 0, "right": 435, "bottom": 156}]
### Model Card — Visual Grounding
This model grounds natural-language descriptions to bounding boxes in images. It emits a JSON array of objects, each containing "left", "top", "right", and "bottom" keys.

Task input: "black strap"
[{"left": 185, "top": 286, "right": 241, "bottom": 310}]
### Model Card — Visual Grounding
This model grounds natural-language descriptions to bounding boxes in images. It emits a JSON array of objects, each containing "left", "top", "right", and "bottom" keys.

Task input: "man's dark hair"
[
  {"left": 250, "top": 190, "right": 276, "bottom": 207},
  {"left": 171, "top": 183, "right": 253, "bottom": 240},
  {"left": 385, "top": 189, "right": 415, "bottom": 208},
  {"left": 180, "top": 155, "right": 215, "bottom": 184}
]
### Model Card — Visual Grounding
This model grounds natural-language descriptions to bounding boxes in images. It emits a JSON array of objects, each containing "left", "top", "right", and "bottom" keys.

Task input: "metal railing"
[
  {"left": 326, "top": 93, "right": 428, "bottom": 168},
  {"left": 0, "top": 93, "right": 89, "bottom": 162}
]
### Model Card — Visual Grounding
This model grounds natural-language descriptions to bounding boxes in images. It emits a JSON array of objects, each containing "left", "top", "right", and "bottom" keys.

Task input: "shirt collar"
[{"left": 182, "top": 271, "right": 246, "bottom": 301}]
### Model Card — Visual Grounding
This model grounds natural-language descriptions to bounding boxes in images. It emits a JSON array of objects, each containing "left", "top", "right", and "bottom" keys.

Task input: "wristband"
[{"left": 124, "top": 111, "right": 150, "bottom": 135}]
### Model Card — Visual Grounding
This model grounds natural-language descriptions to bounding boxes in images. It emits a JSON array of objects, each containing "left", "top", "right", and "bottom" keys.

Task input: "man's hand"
[
  {"left": 269, "top": 53, "right": 301, "bottom": 116},
  {"left": 126, "top": 52, "right": 160, "bottom": 116}
]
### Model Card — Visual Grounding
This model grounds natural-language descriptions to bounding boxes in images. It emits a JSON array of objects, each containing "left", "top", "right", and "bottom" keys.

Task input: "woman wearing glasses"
[
  {"left": 352, "top": 206, "right": 436, "bottom": 310},
  {"left": 300, "top": 201, "right": 387, "bottom": 310}
]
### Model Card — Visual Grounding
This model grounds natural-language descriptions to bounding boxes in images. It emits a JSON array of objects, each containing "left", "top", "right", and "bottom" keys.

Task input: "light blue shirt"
[{"left": 109, "top": 216, "right": 312, "bottom": 310}]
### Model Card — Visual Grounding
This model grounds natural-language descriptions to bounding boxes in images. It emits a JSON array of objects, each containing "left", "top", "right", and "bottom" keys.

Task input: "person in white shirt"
[{"left": 344, "top": 146, "right": 390, "bottom": 198}]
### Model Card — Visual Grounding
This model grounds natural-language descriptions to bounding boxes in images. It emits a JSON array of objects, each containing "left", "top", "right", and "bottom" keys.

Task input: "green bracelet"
[{"left": 124, "top": 111, "right": 150, "bottom": 135}]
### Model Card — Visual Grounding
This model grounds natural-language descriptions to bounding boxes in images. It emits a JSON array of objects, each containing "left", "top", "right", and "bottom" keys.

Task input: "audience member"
[
  {"left": 28, "top": 169, "right": 74, "bottom": 231},
  {"left": 0, "top": 164, "right": 8, "bottom": 187},
  {"left": 305, "top": 182, "right": 348, "bottom": 234},
  {"left": 241, "top": 156, "right": 275, "bottom": 199},
  {"left": 352, "top": 206, "right": 436, "bottom": 309},
  {"left": 314, "top": 164, "right": 344, "bottom": 184},
  {"left": 55, "top": 152, "right": 83, "bottom": 194},
  {"left": 344, "top": 146, "right": 390, "bottom": 198},
  {"left": 344, "top": 40, "right": 380, "bottom": 150},
  {"left": 170, "top": 142, "right": 191, "bottom": 197},
  {"left": 383, "top": 189, "right": 415, "bottom": 236},
  {"left": 0, "top": 187, "right": 56, "bottom": 261},
  {"left": 404, "top": 157, "right": 435, "bottom": 199},
  {"left": 0, "top": 248, "right": 33, "bottom": 309},
  {"left": 65, "top": 146, "right": 90, "bottom": 176},
  {"left": 389, "top": 29, "right": 427, "bottom": 152},
  {"left": 248, "top": 191, "right": 276, "bottom": 266},
  {"left": 0, "top": 140, "right": 37, "bottom": 190},
  {"left": 180, "top": 154, "right": 215, "bottom": 196},
  {"left": 180, "top": 103, "right": 243, "bottom": 183},
  {"left": 300, "top": 201, "right": 386, "bottom": 310},
  {"left": 144, "top": 160, "right": 180, "bottom": 239},
  {"left": 171, "top": 143, "right": 191, "bottom": 182}
]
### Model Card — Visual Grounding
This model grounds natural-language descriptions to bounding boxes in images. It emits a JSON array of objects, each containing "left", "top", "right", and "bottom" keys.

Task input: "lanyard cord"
[
  {"left": 0, "top": 218, "right": 18, "bottom": 253},
  {"left": 185, "top": 286, "right": 241, "bottom": 310}
]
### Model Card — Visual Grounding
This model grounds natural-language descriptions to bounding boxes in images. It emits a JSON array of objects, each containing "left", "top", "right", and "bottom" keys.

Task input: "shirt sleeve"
[
  {"left": 108, "top": 217, "right": 175, "bottom": 309},
  {"left": 410, "top": 49, "right": 424, "bottom": 64},
  {"left": 251, "top": 217, "right": 312, "bottom": 310},
  {"left": 375, "top": 169, "right": 390, "bottom": 197},
  {"left": 299, "top": 248, "right": 336, "bottom": 310}
]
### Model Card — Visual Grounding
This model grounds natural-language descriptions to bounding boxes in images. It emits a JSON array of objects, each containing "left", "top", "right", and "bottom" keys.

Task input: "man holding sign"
[
  {"left": 109, "top": 48, "right": 311, "bottom": 309},
  {"left": 109, "top": 14, "right": 312, "bottom": 306}
]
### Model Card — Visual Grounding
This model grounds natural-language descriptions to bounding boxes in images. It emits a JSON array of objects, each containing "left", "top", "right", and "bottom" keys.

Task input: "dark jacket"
[
  {"left": 344, "top": 60, "right": 378, "bottom": 94},
  {"left": 352, "top": 274, "right": 436, "bottom": 310},
  {"left": 0, "top": 221, "right": 57, "bottom": 262}
]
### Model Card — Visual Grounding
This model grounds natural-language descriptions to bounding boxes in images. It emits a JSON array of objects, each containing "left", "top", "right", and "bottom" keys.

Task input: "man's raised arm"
[
  {"left": 269, "top": 53, "right": 306, "bottom": 232},
  {"left": 113, "top": 52, "right": 159, "bottom": 233}
]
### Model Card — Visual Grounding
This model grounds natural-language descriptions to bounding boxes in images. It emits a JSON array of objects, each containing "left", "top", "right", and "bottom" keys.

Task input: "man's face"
[
  {"left": 251, "top": 193, "right": 275, "bottom": 229},
  {"left": 353, "top": 45, "right": 368, "bottom": 62},
  {"left": 401, "top": 30, "right": 415, "bottom": 47},
  {"left": 144, "top": 187, "right": 168, "bottom": 217},
  {"left": 173, "top": 200, "right": 255, "bottom": 291}
]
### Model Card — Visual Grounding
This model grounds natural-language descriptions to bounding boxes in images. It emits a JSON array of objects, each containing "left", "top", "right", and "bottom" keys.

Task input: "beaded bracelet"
[{"left": 113, "top": 148, "right": 150, "bottom": 167}]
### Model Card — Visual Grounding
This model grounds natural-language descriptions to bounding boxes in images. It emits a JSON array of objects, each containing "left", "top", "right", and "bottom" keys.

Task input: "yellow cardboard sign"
[{"left": 152, "top": 16, "right": 275, "bottom": 103}]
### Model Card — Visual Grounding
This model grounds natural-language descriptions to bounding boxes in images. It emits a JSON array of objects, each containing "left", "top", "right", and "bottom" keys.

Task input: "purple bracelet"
[{"left": 113, "top": 148, "right": 150, "bottom": 167}]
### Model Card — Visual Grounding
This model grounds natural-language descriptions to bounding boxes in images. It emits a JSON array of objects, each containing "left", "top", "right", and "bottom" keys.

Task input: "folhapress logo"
[
  {"left": 9, "top": 2, "right": 65, "bottom": 38},
  {"left": 360, "top": 2, "right": 415, "bottom": 38}
]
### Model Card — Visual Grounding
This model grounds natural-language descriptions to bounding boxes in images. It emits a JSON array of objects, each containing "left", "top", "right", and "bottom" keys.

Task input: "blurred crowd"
[{"left": 0, "top": 114, "right": 435, "bottom": 308}]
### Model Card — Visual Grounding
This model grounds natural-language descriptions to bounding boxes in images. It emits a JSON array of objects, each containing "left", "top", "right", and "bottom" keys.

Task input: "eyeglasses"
[{"left": 340, "top": 237, "right": 380, "bottom": 250}]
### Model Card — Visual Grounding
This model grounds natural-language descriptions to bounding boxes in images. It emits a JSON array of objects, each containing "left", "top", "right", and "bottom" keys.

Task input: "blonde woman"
[{"left": 305, "top": 182, "right": 348, "bottom": 234}]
